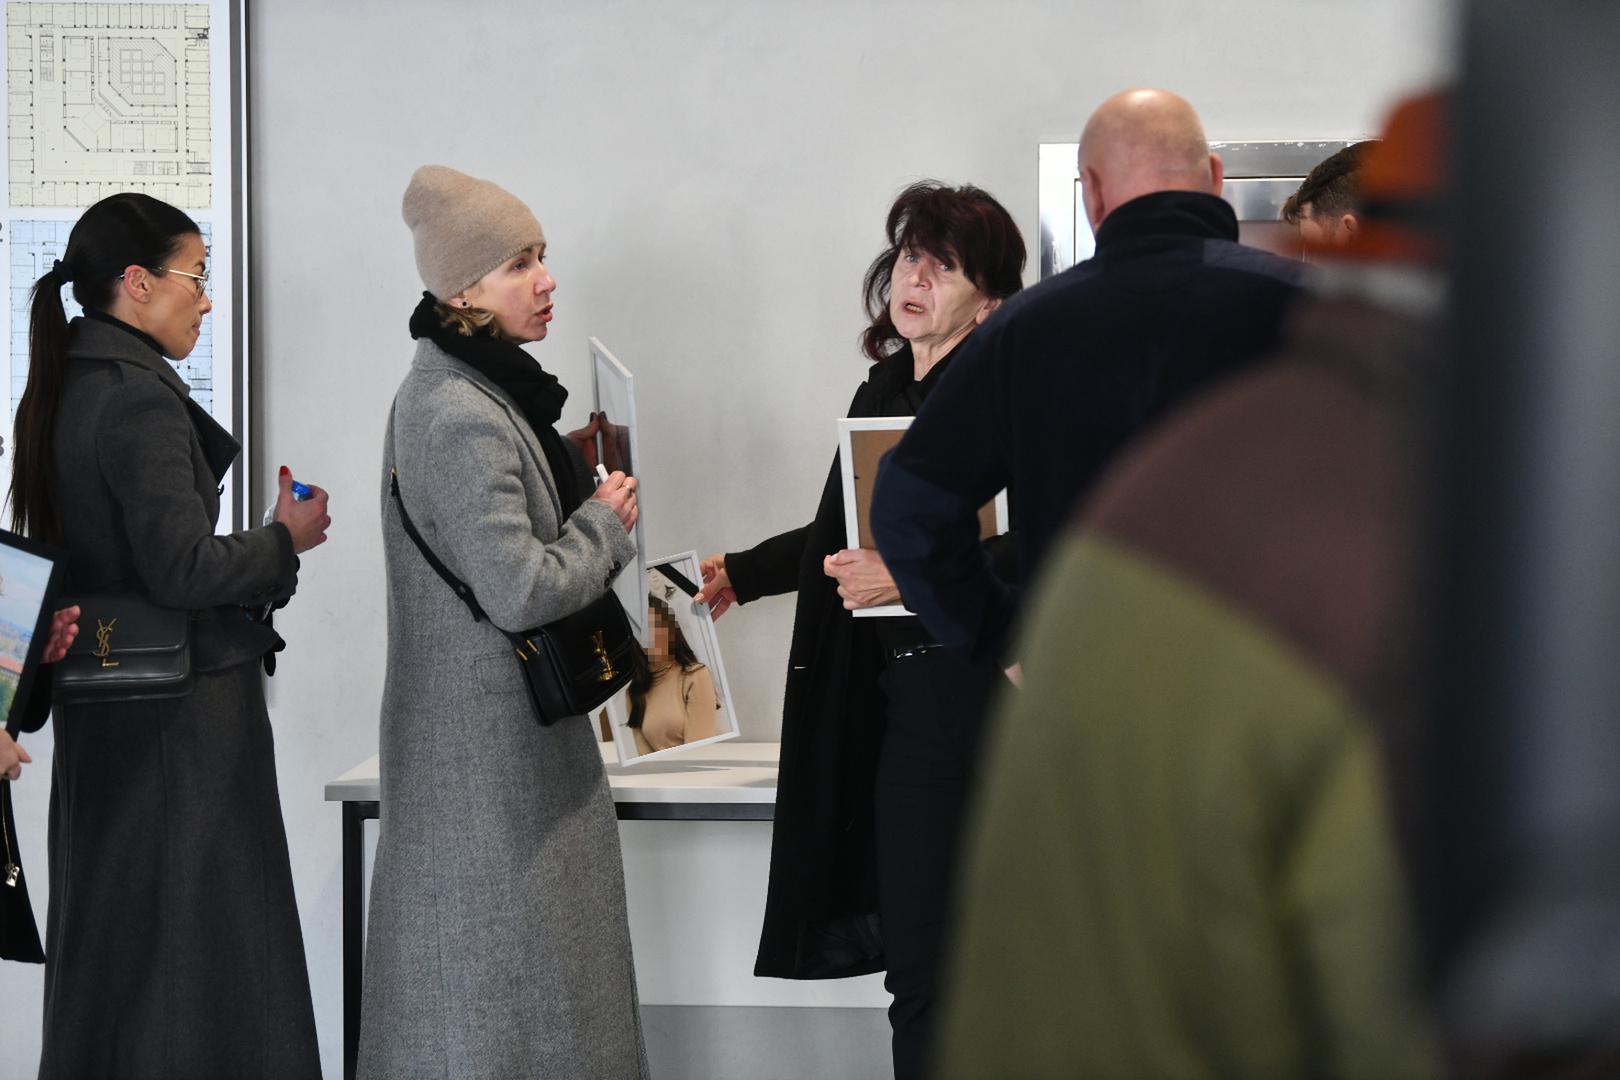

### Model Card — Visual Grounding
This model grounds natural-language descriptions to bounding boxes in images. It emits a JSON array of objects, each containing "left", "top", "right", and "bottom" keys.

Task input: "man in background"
[
  {"left": 1283, "top": 140, "right": 1373, "bottom": 248},
  {"left": 870, "top": 88, "right": 1305, "bottom": 672}
]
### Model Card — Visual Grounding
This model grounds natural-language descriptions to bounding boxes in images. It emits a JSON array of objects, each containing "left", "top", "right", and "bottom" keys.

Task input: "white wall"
[{"left": 0, "top": 2, "right": 1454, "bottom": 1074}]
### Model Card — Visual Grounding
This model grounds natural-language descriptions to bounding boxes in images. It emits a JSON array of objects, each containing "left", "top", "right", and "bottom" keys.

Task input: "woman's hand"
[
  {"left": 695, "top": 555, "right": 736, "bottom": 619},
  {"left": 1, "top": 730, "right": 30, "bottom": 782},
  {"left": 823, "top": 548, "right": 902, "bottom": 610},
  {"left": 275, "top": 467, "right": 332, "bottom": 554},
  {"left": 41, "top": 605, "right": 80, "bottom": 663},
  {"left": 590, "top": 470, "right": 638, "bottom": 533}
]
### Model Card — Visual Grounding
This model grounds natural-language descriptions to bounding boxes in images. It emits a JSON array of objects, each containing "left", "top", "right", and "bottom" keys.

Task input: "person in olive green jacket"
[{"left": 935, "top": 98, "right": 1448, "bottom": 1079}]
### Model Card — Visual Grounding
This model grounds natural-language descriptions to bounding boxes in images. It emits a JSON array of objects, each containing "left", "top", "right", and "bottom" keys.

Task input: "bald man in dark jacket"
[{"left": 871, "top": 88, "right": 1305, "bottom": 667}]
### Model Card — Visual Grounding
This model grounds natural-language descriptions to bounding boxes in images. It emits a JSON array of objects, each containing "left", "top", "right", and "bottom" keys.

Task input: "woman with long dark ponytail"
[{"left": 12, "top": 193, "right": 330, "bottom": 1078}]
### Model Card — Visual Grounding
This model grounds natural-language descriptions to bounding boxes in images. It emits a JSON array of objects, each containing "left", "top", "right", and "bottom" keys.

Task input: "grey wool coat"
[
  {"left": 360, "top": 337, "right": 649, "bottom": 1080},
  {"left": 37, "top": 316, "right": 320, "bottom": 1078}
]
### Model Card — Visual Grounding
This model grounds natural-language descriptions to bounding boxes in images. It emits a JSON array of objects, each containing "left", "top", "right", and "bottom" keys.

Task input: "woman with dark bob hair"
[
  {"left": 696, "top": 180, "right": 1025, "bottom": 1078},
  {"left": 11, "top": 192, "right": 331, "bottom": 1076}
]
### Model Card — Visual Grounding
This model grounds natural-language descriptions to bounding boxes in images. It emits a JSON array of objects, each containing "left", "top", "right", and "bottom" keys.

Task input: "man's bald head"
[{"left": 1077, "top": 89, "right": 1223, "bottom": 229}]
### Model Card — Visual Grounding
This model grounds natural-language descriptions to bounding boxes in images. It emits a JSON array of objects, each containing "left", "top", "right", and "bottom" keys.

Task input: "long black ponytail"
[{"left": 9, "top": 193, "right": 200, "bottom": 541}]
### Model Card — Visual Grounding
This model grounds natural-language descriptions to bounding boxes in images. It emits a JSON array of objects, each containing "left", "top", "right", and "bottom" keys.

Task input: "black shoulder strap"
[
  {"left": 388, "top": 468, "right": 495, "bottom": 627},
  {"left": 655, "top": 563, "right": 700, "bottom": 599}
]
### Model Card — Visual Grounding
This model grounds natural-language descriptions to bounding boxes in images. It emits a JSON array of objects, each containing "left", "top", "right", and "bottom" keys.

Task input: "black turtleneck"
[
  {"left": 1092, "top": 189, "right": 1240, "bottom": 251},
  {"left": 865, "top": 339, "right": 960, "bottom": 414}
]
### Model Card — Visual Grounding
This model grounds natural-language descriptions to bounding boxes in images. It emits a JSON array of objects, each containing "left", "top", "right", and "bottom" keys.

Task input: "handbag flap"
[
  {"left": 534, "top": 593, "right": 638, "bottom": 686},
  {"left": 62, "top": 595, "right": 189, "bottom": 659}
]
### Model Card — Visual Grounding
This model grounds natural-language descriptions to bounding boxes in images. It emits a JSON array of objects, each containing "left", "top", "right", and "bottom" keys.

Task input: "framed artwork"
[
  {"left": 590, "top": 337, "right": 648, "bottom": 646},
  {"left": 0, "top": 528, "right": 63, "bottom": 730},
  {"left": 600, "top": 551, "right": 740, "bottom": 766},
  {"left": 837, "top": 416, "right": 1008, "bottom": 618}
]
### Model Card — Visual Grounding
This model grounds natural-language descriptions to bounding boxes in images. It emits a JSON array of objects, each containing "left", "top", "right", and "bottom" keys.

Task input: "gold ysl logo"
[
  {"left": 592, "top": 630, "right": 616, "bottom": 682},
  {"left": 95, "top": 618, "right": 121, "bottom": 668}
]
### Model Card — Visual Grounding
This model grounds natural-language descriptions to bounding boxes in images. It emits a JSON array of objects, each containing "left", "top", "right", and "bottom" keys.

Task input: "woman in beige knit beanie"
[{"left": 360, "top": 165, "right": 650, "bottom": 1079}]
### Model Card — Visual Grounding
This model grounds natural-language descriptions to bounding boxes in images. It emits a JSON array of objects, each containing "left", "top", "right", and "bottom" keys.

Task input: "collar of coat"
[
  {"left": 67, "top": 313, "right": 192, "bottom": 398},
  {"left": 407, "top": 294, "right": 586, "bottom": 514},
  {"left": 1093, "top": 189, "right": 1240, "bottom": 250},
  {"left": 64, "top": 314, "right": 241, "bottom": 483},
  {"left": 407, "top": 336, "right": 585, "bottom": 519}
]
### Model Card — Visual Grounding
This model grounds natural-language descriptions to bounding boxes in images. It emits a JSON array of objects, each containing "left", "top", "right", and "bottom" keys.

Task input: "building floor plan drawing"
[
  {"left": 6, "top": 3, "right": 211, "bottom": 209},
  {"left": 7, "top": 217, "right": 213, "bottom": 419},
  {"left": 0, "top": 0, "right": 238, "bottom": 528}
]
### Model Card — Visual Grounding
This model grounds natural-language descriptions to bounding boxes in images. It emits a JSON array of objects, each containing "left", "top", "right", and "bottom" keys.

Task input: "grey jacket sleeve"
[
  {"left": 420, "top": 391, "right": 636, "bottom": 633},
  {"left": 98, "top": 378, "right": 296, "bottom": 609}
]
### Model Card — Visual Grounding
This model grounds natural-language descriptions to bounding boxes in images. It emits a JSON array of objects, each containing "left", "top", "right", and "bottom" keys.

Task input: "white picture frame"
[
  {"left": 600, "top": 551, "right": 741, "bottom": 766},
  {"left": 590, "top": 337, "right": 649, "bottom": 646},
  {"left": 837, "top": 416, "right": 1009, "bottom": 618}
]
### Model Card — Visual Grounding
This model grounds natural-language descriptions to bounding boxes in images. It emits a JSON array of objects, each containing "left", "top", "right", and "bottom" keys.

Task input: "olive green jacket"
[{"left": 938, "top": 294, "right": 1442, "bottom": 1079}]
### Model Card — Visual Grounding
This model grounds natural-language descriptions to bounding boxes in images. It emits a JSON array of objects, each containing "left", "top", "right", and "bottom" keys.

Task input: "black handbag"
[
  {"left": 390, "top": 470, "right": 637, "bottom": 724},
  {"left": 53, "top": 594, "right": 193, "bottom": 704},
  {"left": 1, "top": 729, "right": 45, "bottom": 963}
]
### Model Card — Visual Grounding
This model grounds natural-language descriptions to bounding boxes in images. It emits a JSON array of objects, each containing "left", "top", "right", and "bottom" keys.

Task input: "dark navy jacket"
[{"left": 870, "top": 190, "right": 1305, "bottom": 664}]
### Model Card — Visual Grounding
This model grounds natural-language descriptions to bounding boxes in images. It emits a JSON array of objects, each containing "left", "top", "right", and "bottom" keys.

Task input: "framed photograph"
[
  {"left": 837, "top": 417, "right": 1008, "bottom": 618},
  {"left": 598, "top": 551, "right": 740, "bottom": 766},
  {"left": 0, "top": 529, "right": 64, "bottom": 731},
  {"left": 590, "top": 337, "right": 649, "bottom": 646}
]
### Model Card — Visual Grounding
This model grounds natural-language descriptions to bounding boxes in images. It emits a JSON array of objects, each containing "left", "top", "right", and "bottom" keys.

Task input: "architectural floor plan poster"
[{"left": 0, "top": 1, "right": 242, "bottom": 527}]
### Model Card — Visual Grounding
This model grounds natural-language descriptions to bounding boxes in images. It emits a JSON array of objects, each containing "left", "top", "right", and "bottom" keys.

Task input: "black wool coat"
[{"left": 727, "top": 346, "right": 1007, "bottom": 980}]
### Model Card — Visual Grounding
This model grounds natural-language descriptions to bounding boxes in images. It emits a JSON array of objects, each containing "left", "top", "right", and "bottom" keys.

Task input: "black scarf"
[{"left": 409, "top": 292, "right": 586, "bottom": 513}]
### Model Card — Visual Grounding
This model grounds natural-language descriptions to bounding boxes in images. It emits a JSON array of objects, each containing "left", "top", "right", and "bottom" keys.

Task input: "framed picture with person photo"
[{"left": 598, "top": 552, "right": 740, "bottom": 766}]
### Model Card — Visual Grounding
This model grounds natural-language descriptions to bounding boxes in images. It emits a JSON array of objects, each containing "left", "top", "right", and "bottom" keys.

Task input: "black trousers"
[{"left": 874, "top": 646, "right": 998, "bottom": 1080}]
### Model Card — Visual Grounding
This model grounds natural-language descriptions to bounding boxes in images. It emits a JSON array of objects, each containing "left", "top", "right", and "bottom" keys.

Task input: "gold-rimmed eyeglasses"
[
  {"left": 156, "top": 267, "right": 209, "bottom": 299},
  {"left": 119, "top": 266, "right": 210, "bottom": 299}
]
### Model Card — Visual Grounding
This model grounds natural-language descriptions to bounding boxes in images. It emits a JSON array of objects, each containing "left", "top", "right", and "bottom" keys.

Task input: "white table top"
[{"left": 324, "top": 739, "right": 780, "bottom": 806}]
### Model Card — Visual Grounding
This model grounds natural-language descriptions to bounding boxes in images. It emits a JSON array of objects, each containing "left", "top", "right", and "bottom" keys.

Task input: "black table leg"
[{"left": 343, "top": 800, "right": 378, "bottom": 1080}]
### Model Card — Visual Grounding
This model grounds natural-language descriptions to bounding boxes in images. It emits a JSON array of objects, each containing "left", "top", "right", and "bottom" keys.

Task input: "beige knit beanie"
[{"left": 402, "top": 164, "right": 546, "bottom": 301}]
